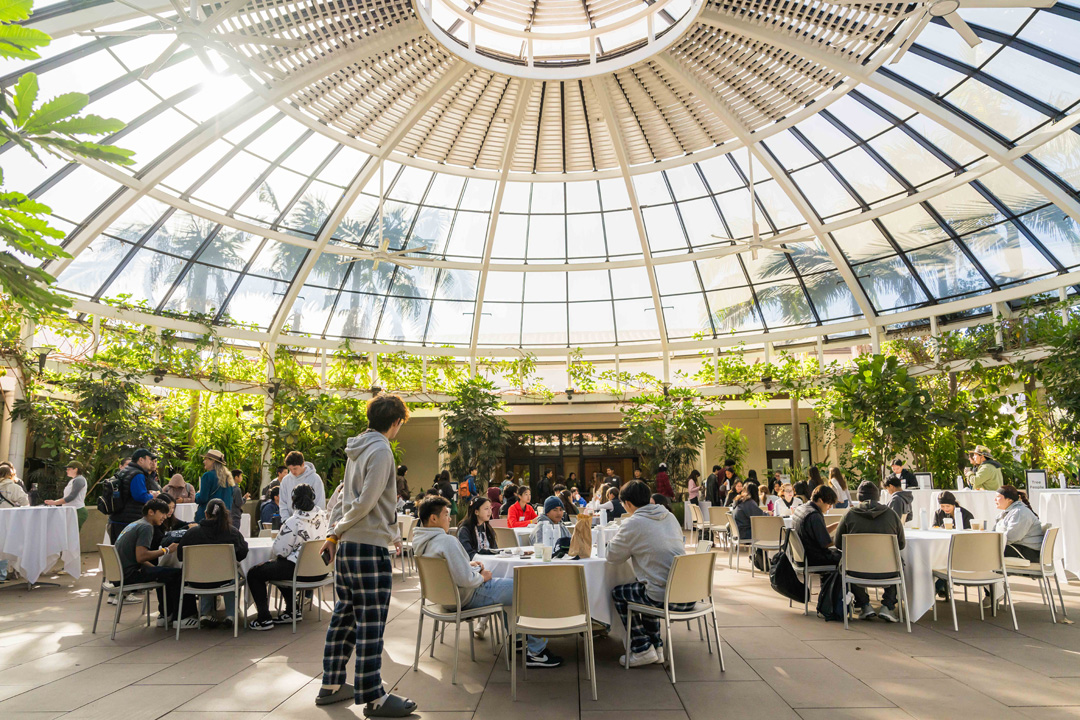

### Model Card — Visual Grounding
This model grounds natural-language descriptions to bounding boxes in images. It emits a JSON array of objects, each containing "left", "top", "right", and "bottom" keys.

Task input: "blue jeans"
[
  {"left": 199, "top": 591, "right": 236, "bottom": 617},
  {"left": 464, "top": 578, "right": 546, "bottom": 655}
]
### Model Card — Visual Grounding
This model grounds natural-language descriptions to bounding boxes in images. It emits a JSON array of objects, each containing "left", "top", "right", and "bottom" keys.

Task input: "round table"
[
  {"left": 481, "top": 553, "right": 636, "bottom": 636},
  {"left": 1038, "top": 490, "right": 1080, "bottom": 582},
  {"left": 240, "top": 536, "right": 276, "bottom": 576},
  {"left": 0, "top": 506, "right": 82, "bottom": 584},
  {"left": 173, "top": 503, "right": 198, "bottom": 523}
]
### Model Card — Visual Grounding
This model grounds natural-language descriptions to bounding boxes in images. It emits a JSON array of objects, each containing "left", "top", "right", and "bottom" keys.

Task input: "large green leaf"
[
  {"left": 46, "top": 114, "right": 124, "bottom": 136},
  {"left": 0, "top": 23, "right": 49, "bottom": 60},
  {"left": 0, "top": 0, "right": 32, "bottom": 22},
  {"left": 37, "top": 137, "right": 135, "bottom": 165},
  {"left": 12, "top": 72, "right": 37, "bottom": 127},
  {"left": 23, "top": 91, "right": 89, "bottom": 133}
]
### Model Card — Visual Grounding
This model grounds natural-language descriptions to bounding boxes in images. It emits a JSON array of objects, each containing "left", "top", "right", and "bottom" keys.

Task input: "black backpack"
[
  {"left": 769, "top": 551, "right": 807, "bottom": 603},
  {"left": 96, "top": 475, "right": 123, "bottom": 515},
  {"left": 816, "top": 570, "right": 847, "bottom": 622}
]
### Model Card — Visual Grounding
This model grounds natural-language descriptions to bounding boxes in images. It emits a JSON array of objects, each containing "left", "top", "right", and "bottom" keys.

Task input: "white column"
[
  {"left": 993, "top": 303, "right": 1005, "bottom": 347},
  {"left": 1061, "top": 287, "right": 1070, "bottom": 324},
  {"left": 260, "top": 344, "right": 276, "bottom": 493},
  {"left": 816, "top": 337, "right": 824, "bottom": 366},
  {"left": 871, "top": 326, "right": 881, "bottom": 355},
  {"left": 930, "top": 315, "right": 941, "bottom": 363},
  {"left": 437, "top": 412, "right": 449, "bottom": 471},
  {"left": 8, "top": 319, "right": 33, "bottom": 476}
]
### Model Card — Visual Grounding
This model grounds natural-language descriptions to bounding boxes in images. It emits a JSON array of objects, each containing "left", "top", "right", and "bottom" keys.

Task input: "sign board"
[
  {"left": 780, "top": 475, "right": 791, "bottom": 484},
  {"left": 914, "top": 472, "right": 933, "bottom": 490},
  {"left": 1026, "top": 470, "right": 1048, "bottom": 491}
]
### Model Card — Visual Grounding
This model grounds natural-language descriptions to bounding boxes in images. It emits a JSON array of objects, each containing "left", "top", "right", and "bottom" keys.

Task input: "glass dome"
[{"left": 7, "top": 0, "right": 1080, "bottom": 360}]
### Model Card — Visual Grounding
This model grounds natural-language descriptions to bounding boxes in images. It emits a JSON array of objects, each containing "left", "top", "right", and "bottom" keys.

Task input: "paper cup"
[
  {"left": 542, "top": 546, "right": 553, "bottom": 562},
  {"left": 944, "top": 518, "right": 954, "bottom": 530}
]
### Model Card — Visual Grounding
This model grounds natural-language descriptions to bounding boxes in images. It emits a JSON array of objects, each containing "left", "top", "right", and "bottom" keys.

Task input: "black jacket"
[
  {"left": 933, "top": 506, "right": 974, "bottom": 530},
  {"left": 893, "top": 468, "right": 918, "bottom": 489},
  {"left": 110, "top": 464, "right": 153, "bottom": 526},
  {"left": 456, "top": 522, "right": 497, "bottom": 559},
  {"left": 176, "top": 519, "right": 249, "bottom": 563},
  {"left": 834, "top": 502, "right": 906, "bottom": 554},
  {"left": 536, "top": 477, "right": 554, "bottom": 502},
  {"left": 791, "top": 502, "right": 840, "bottom": 567}
]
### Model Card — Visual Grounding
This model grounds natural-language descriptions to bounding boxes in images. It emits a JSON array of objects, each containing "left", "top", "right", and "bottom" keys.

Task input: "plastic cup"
[
  {"left": 533, "top": 543, "right": 543, "bottom": 558},
  {"left": 542, "top": 546, "right": 553, "bottom": 562},
  {"left": 944, "top": 518, "right": 954, "bottom": 530}
]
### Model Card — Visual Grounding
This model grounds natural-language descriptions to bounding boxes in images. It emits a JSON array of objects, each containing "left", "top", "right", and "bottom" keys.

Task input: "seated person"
[
  {"left": 834, "top": 481, "right": 906, "bottom": 623},
  {"left": 176, "top": 498, "right": 249, "bottom": 628},
  {"left": 260, "top": 486, "right": 281, "bottom": 528},
  {"left": 607, "top": 480, "right": 690, "bottom": 667},
  {"left": 247, "top": 484, "right": 328, "bottom": 630},
  {"left": 558, "top": 490, "right": 578, "bottom": 516},
  {"left": 530, "top": 496, "right": 572, "bottom": 547},
  {"left": 933, "top": 491, "right": 973, "bottom": 530},
  {"left": 152, "top": 495, "right": 195, "bottom": 550},
  {"left": 0, "top": 465, "right": 29, "bottom": 507},
  {"left": 571, "top": 488, "right": 586, "bottom": 508},
  {"left": 114, "top": 498, "right": 196, "bottom": 628},
  {"left": 883, "top": 476, "right": 913, "bottom": 523},
  {"left": 994, "top": 485, "right": 1045, "bottom": 562},
  {"left": 793, "top": 480, "right": 811, "bottom": 504},
  {"left": 723, "top": 479, "right": 745, "bottom": 507},
  {"left": 506, "top": 486, "right": 537, "bottom": 528},
  {"left": 650, "top": 493, "right": 672, "bottom": 512},
  {"left": 772, "top": 483, "right": 802, "bottom": 518},
  {"left": 791, "top": 485, "right": 841, "bottom": 567},
  {"left": 413, "top": 496, "right": 561, "bottom": 668},
  {"left": 599, "top": 486, "right": 626, "bottom": 519},
  {"left": 486, "top": 487, "right": 502, "bottom": 519},
  {"left": 732, "top": 481, "right": 765, "bottom": 542},
  {"left": 162, "top": 474, "right": 196, "bottom": 503},
  {"left": 457, "top": 495, "right": 498, "bottom": 559},
  {"left": 890, "top": 459, "right": 919, "bottom": 489}
]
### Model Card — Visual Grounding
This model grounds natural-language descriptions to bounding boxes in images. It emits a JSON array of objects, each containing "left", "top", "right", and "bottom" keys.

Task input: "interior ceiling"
[{"left": 9, "top": 0, "right": 1080, "bottom": 358}]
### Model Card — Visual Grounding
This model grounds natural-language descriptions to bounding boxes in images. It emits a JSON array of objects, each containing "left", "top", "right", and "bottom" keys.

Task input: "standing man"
[
  {"left": 705, "top": 464, "right": 723, "bottom": 505},
  {"left": 317, "top": 395, "right": 415, "bottom": 717},
  {"left": 536, "top": 468, "right": 555, "bottom": 503},
  {"left": 280, "top": 451, "right": 326, "bottom": 522},
  {"left": 968, "top": 446, "right": 1003, "bottom": 491},
  {"left": 108, "top": 449, "right": 158, "bottom": 543},
  {"left": 604, "top": 466, "right": 621, "bottom": 487}
]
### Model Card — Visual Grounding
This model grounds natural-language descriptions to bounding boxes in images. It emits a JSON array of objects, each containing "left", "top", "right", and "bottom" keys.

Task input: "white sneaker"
[
  {"left": 474, "top": 620, "right": 487, "bottom": 640},
  {"left": 619, "top": 646, "right": 659, "bottom": 667},
  {"left": 877, "top": 606, "right": 899, "bottom": 623},
  {"left": 654, "top": 645, "right": 666, "bottom": 665},
  {"left": 173, "top": 617, "right": 199, "bottom": 630},
  {"left": 155, "top": 616, "right": 168, "bottom": 628},
  {"left": 123, "top": 593, "right": 142, "bottom": 604}
]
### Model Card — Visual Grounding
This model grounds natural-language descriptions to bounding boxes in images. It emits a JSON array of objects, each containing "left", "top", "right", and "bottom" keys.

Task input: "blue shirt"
[{"left": 260, "top": 500, "right": 280, "bottom": 525}]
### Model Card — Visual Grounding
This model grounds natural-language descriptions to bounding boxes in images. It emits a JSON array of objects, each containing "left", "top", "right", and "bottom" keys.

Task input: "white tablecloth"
[
  {"left": 482, "top": 554, "right": 636, "bottom": 634},
  {"left": 1038, "top": 491, "right": 1080, "bottom": 582},
  {"left": 910, "top": 489, "right": 1001, "bottom": 526},
  {"left": 899, "top": 529, "right": 955, "bottom": 621},
  {"left": 173, "top": 503, "right": 198, "bottom": 523},
  {"left": 239, "top": 536, "right": 275, "bottom": 576},
  {"left": 0, "top": 506, "right": 82, "bottom": 584}
]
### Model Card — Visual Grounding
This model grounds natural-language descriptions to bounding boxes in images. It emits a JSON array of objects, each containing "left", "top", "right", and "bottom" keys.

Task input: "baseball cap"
[{"left": 130, "top": 448, "right": 156, "bottom": 463}]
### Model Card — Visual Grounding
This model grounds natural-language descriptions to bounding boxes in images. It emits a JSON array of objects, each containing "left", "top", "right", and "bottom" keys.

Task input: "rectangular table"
[
  {"left": 0, "top": 506, "right": 82, "bottom": 585},
  {"left": 1038, "top": 490, "right": 1080, "bottom": 582}
]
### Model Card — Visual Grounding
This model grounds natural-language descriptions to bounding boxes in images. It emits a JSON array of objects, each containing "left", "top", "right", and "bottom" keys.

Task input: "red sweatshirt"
[{"left": 507, "top": 501, "right": 537, "bottom": 528}]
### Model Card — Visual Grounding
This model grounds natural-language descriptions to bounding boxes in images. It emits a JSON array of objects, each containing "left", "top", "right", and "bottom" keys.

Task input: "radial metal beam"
[
  {"left": 47, "top": 19, "right": 425, "bottom": 277},
  {"left": 696, "top": 7, "right": 1080, "bottom": 228},
  {"left": 590, "top": 75, "right": 672, "bottom": 360},
  {"left": 267, "top": 60, "right": 472, "bottom": 344},
  {"left": 656, "top": 51, "right": 877, "bottom": 321},
  {"left": 467, "top": 78, "right": 535, "bottom": 360}
]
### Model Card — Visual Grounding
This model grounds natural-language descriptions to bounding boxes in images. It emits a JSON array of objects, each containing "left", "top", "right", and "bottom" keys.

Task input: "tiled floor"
[{"left": 1, "top": 546, "right": 1078, "bottom": 720}]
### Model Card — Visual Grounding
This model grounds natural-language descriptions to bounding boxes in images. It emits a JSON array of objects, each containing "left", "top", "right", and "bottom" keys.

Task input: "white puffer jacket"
[{"left": 273, "top": 507, "right": 328, "bottom": 564}]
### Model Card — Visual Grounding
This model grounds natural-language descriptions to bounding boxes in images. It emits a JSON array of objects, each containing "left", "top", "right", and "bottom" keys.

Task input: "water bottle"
[
  {"left": 919, "top": 508, "right": 928, "bottom": 531},
  {"left": 599, "top": 508, "right": 608, "bottom": 527},
  {"left": 597, "top": 525, "right": 607, "bottom": 558}
]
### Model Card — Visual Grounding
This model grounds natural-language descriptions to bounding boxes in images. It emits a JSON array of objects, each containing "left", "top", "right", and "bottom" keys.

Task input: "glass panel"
[{"left": 906, "top": 241, "right": 991, "bottom": 298}]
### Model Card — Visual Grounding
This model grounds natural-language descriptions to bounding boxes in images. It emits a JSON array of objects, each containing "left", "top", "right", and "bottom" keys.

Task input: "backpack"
[
  {"left": 96, "top": 475, "right": 123, "bottom": 515},
  {"left": 458, "top": 479, "right": 472, "bottom": 498},
  {"left": 769, "top": 551, "right": 807, "bottom": 603},
  {"left": 816, "top": 570, "right": 847, "bottom": 622}
]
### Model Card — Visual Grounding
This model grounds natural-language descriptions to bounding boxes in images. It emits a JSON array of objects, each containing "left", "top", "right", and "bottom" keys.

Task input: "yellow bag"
[{"left": 569, "top": 513, "right": 593, "bottom": 558}]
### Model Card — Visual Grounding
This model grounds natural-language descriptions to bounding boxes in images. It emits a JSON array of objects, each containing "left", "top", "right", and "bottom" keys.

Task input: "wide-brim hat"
[
  {"left": 204, "top": 449, "right": 226, "bottom": 464},
  {"left": 968, "top": 445, "right": 992, "bottom": 457}
]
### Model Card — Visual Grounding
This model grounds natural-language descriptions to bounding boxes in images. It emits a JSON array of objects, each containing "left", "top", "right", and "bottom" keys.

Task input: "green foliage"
[
  {"left": 619, "top": 388, "right": 710, "bottom": 487},
  {"left": 0, "top": 2, "right": 134, "bottom": 317},
  {"left": 439, "top": 375, "right": 511, "bottom": 489},
  {"left": 713, "top": 424, "right": 748, "bottom": 476},
  {"left": 822, "top": 354, "right": 932, "bottom": 481}
]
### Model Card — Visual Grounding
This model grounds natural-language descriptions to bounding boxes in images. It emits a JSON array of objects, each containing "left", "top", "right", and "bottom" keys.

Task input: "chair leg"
[
  {"left": 452, "top": 620, "right": 461, "bottom": 685},
  {"left": 510, "top": 619, "right": 517, "bottom": 701},
  {"left": 585, "top": 621, "right": 597, "bottom": 701},
  {"left": 949, "top": 585, "right": 959, "bottom": 632},
  {"left": 1044, "top": 578, "right": 1057, "bottom": 624},
  {"left": 413, "top": 613, "right": 424, "bottom": 671},
  {"left": 469, "top": 620, "right": 476, "bottom": 662},
  {"left": 1004, "top": 581, "right": 1018, "bottom": 631},
  {"left": 1054, "top": 574, "right": 1069, "bottom": 618},
  {"left": 665, "top": 620, "right": 676, "bottom": 683},
  {"left": 978, "top": 586, "right": 986, "bottom": 621},
  {"left": 92, "top": 587, "right": 105, "bottom": 634},
  {"left": 697, "top": 617, "right": 704, "bottom": 641},
  {"left": 624, "top": 609, "right": 631, "bottom": 670},
  {"left": 111, "top": 587, "right": 124, "bottom": 641},
  {"left": 430, "top": 620, "right": 438, "bottom": 658},
  {"left": 176, "top": 591, "right": 184, "bottom": 641},
  {"left": 842, "top": 578, "right": 849, "bottom": 630},
  {"left": 144, "top": 592, "right": 150, "bottom": 627},
  {"left": 750, "top": 546, "right": 755, "bottom": 577},
  {"left": 712, "top": 609, "right": 725, "bottom": 672},
  {"left": 704, "top": 615, "right": 712, "bottom": 654}
]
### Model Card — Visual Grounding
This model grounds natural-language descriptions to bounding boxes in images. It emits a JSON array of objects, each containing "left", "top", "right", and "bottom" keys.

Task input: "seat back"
[
  {"left": 415, "top": 555, "right": 462, "bottom": 608},
  {"left": 750, "top": 515, "right": 785, "bottom": 545},
  {"left": 295, "top": 539, "right": 332, "bottom": 578},
  {"left": 708, "top": 505, "right": 730, "bottom": 529},
  {"left": 948, "top": 532, "right": 1005, "bottom": 575},
  {"left": 182, "top": 544, "right": 239, "bottom": 584},
  {"left": 842, "top": 533, "right": 901, "bottom": 575},
  {"left": 666, "top": 552, "right": 715, "bottom": 605},
  {"left": 824, "top": 509, "right": 848, "bottom": 524},
  {"left": 493, "top": 526, "right": 518, "bottom": 549},
  {"left": 98, "top": 544, "right": 123, "bottom": 585},
  {"left": 513, "top": 564, "right": 588, "bottom": 620},
  {"left": 400, "top": 515, "right": 418, "bottom": 543},
  {"left": 695, "top": 539, "right": 713, "bottom": 554},
  {"left": 787, "top": 527, "right": 807, "bottom": 565},
  {"left": 1040, "top": 526, "right": 1059, "bottom": 569},
  {"left": 689, "top": 502, "right": 703, "bottom": 527}
]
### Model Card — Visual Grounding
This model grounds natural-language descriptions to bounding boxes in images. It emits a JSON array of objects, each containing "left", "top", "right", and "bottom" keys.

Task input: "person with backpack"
[
  {"left": 107, "top": 449, "right": 158, "bottom": 543},
  {"left": 459, "top": 467, "right": 478, "bottom": 502},
  {"left": 834, "top": 481, "right": 906, "bottom": 623}
]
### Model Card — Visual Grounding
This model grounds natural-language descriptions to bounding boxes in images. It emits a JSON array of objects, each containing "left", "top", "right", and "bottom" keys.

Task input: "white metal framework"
[{"left": 4, "top": 0, "right": 1079, "bottom": 362}]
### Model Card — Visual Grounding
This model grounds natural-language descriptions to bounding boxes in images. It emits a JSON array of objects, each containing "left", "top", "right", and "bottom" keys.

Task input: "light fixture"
[
  {"left": 30, "top": 345, "right": 55, "bottom": 374},
  {"left": 566, "top": 388, "right": 574, "bottom": 402}
]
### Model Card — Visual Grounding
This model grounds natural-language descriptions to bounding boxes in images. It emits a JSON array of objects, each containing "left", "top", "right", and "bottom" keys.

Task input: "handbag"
[{"left": 769, "top": 551, "right": 806, "bottom": 602}]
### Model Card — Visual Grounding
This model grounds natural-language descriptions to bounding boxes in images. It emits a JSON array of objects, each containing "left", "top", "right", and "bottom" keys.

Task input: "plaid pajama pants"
[
  {"left": 611, "top": 581, "right": 694, "bottom": 654},
  {"left": 322, "top": 542, "right": 393, "bottom": 704}
]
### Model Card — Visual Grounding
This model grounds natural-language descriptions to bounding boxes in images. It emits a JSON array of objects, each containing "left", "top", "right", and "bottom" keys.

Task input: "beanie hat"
[
  {"left": 857, "top": 480, "right": 880, "bottom": 503},
  {"left": 543, "top": 496, "right": 564, "bottom": 514}
]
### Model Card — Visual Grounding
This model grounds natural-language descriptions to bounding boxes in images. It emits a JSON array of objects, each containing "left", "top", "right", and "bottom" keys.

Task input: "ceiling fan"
[
  {"left": 77, "top": 0, "right": 305, "bottom": 79},
  {"left": 337, "top": 162, "right": 429, "bottom": 271},
  {"left": 890, "top": 0, "right": 1057, "bottom": 65},
  {"left": 711, "top": 148, "right": 813, "bottom": 260}
]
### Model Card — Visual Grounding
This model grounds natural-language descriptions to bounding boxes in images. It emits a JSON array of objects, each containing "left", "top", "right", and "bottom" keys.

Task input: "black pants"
[
  {"left": 247, "top": 557, "right": 325, "bottom": 621},
  {"left": 1005, "top": 543, "right": 1041, "bottom": 562},
  {"left": 125, "top": 566, "right": 196, "bottom": 621},
  {"left": 850, "top": 568, "right": 901, "bottom": 610}
]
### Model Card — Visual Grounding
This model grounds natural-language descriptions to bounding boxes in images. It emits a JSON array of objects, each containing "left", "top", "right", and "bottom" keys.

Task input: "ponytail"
[{"left": 204, "top": 498, "right": 231, "bottom": 534}]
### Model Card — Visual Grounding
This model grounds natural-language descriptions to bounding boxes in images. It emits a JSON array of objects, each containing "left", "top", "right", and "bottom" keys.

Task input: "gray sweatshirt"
[
  {"left": 333, "top": 431, "right": 398, "bottom": 548},
  {"left": 413, "top": 525, "right": 484, "bottom": 606},
  {"left": 605, "top": 503, "right": 685, "bottom": 602},
  {"left": 280, "top": 461, "right": 326, "bottom": 522},
  {"left": 994, "top": 501, "right": 1044, "bottom": 552}
]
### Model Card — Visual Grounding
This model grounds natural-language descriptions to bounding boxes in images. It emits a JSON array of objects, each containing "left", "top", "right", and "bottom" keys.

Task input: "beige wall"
[
  {"left": 703, "top": 407, "right": 829, "bottom": 478},
  {"left": 395, "top": 415, "right": 442, "bottom": 492}
]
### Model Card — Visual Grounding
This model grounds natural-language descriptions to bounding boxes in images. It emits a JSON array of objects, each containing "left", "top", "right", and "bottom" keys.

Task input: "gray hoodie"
[
  {"left": 280, "top": 461, "right": 326, "bottom": 522},
  {"left": 605, "top": 503, "right": 685, "bottom": 602},
  {"left": 333, "top": 431, "right": 397, "bottom": 548},
  {"left": 413, "top": 524, "right": 484, "bottom": 606},
  {"left": 887, "top": 489, "right": 914, "bottom": 523}
]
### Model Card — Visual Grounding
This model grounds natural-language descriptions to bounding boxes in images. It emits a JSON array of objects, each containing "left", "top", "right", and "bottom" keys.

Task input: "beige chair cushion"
[
  {"left": 516, "top": 614, "right": 588, "bottom": 631},
  {"left": 1003, "top": 557, "right": 1032, "bottom": 568},
  {"left": 932, "top": 569, "right": 1003, "bottom": 583}
]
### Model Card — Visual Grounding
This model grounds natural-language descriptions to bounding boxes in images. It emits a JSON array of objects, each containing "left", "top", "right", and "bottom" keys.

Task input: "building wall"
[{"left": 702, "top": 408, "right": 830, "bottom": 479}]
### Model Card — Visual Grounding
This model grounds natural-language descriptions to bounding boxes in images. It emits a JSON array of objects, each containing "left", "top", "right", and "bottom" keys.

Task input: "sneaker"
[
  {"left": 123, "top": 593, "right": 142, "bottom": 604},
  {"left": 223, "top": 616, "right": 235, "bottom": 628},
  {"left": 981, "top": 594, "right": 995, "bottom": 610},
  {"left": 273, "top": 611, "right": 301, "bottom": 625},
  {"left": 199, "top": 615, "right": 219, "bottom": 629},
  {"left": 155, "top": 616, "right": 168, "bottom": 628},
  {"left": 248, "top": 618, "right": 274, "bottom": 631},
  {"left": 526, "top": 650, "right": 564, "bottom": 668},
  {"left": 654, "top": 644, "right": 666, "bottom": 665},
  {"left": 173, "top": 616, "right": 199, "bottom": 630},
  {"left": 858, "top": 605, "right": 877, "bottom": 621},
  {"left": 618, "top": 646, "right": 659, "bottom": 667},
  {"left": 474, "top": 618, "right": 488, "bottom": 640},
  {"left": 877, "top": 606, "right": 899, "bottom": 623},
  {"left": 107, "top": 595, "right": 117, "bottom": 606}
]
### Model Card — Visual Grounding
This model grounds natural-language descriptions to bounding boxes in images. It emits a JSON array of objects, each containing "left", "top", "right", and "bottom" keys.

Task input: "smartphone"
[{"left": 321, "top": 546, "right": 333, "bottom": 565}]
